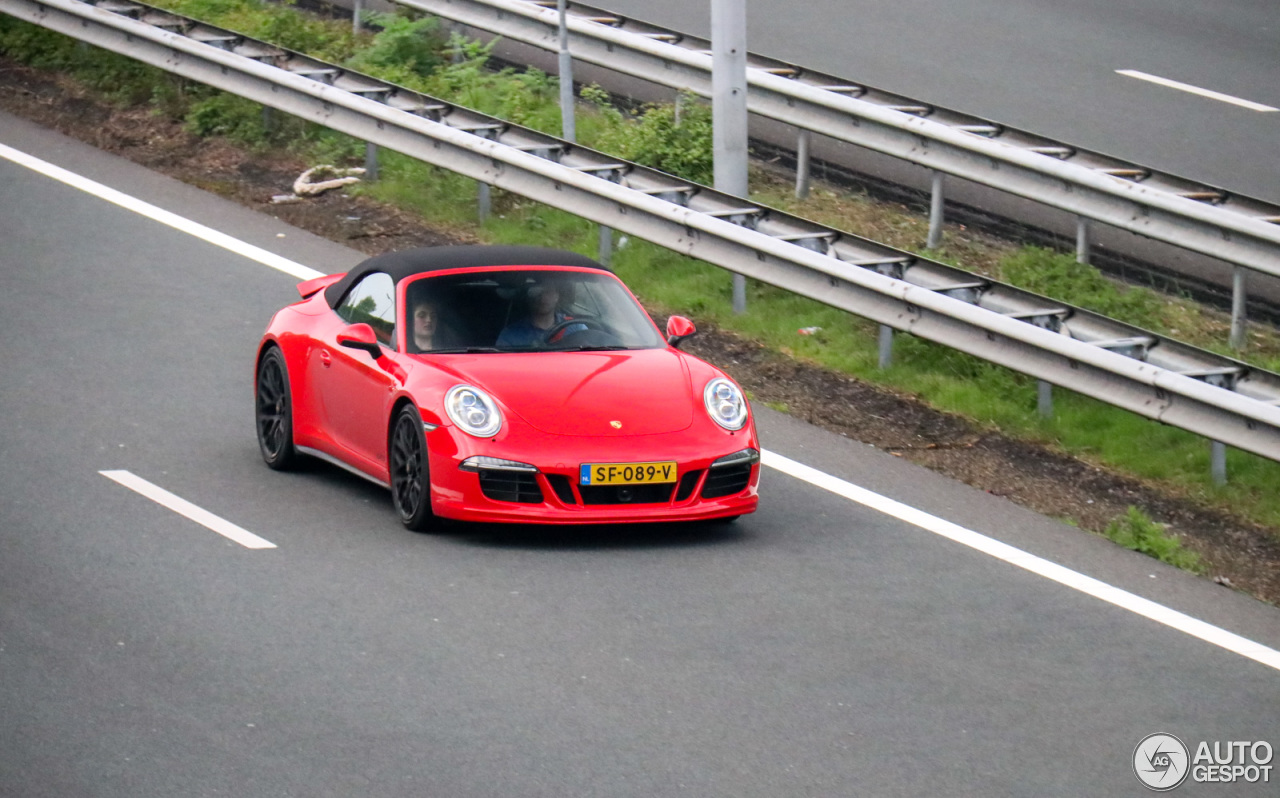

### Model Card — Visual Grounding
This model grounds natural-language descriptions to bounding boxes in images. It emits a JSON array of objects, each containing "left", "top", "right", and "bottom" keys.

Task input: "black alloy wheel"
[
  {"left": 256, "top": 348, "right": 296, "bottom": 470},
  {"left": 390, "top": 405, "right": 435, "bottom": 531}
]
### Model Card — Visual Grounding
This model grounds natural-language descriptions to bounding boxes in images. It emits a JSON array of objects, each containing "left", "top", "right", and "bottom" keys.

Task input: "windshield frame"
[{"left": 398, "top": 265, "right": 666, "bottom": 355}]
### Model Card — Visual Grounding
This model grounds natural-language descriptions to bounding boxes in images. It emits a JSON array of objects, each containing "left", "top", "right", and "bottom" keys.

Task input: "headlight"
[
  {"left": 445, "top": 384, "right": 502, "bottom": 438},
  {"left": 711, "top": 448, "right": 759, "bottom": 468},
  {"left": 703, "top": 378, "right": 748, "bottom": 430},
  {"left": 459, "top": 456, "right": 537, "bottom": 473}
]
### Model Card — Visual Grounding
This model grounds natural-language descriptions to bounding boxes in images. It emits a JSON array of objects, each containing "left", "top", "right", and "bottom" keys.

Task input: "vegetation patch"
[{"left": 1104, "top": 507, "right": 1203, "bottom": 572}]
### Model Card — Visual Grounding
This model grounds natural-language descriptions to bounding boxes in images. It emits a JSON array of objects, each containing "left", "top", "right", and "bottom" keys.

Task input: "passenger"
[
  {"left": 497, "top": 276, "right": 583, "bottom": 348},
  {"left": 411, "top": 297, "right": 440, "bottom": 352}
]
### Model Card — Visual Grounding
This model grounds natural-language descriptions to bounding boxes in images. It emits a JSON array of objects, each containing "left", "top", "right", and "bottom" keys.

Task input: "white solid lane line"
[
  {"left": 0, "top": 142, "right": 325, "bottom": 281},
  {"left": 100, "top": 470, "right": 277, "bottom": 550},
  {"left": 4, "top": 142, "right": 1276, "bottom": 671},
  {"left": 762, "top": 450, "right": 1280, "bottom": 673},
  {"left": 1117, "top": 69, "right": 1278, "bottom": 112}
]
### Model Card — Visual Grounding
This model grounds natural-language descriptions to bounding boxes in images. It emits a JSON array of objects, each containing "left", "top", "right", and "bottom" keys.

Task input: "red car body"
[{"left": 255, "top": 246, "right": 760, "bottom": 528}]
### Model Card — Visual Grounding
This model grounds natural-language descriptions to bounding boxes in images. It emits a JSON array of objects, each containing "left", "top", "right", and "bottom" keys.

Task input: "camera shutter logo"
[{"left": 1134, "top": 733, "right": 1190, "bottom": 791}]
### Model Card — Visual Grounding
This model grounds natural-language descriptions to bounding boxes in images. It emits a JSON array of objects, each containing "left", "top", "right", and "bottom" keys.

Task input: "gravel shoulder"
[{"left": 3, "top": 62, "right": 1277, "bottom": 604}]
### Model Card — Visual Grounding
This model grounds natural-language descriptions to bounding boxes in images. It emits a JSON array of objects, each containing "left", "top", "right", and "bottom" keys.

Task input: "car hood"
[{"left": 452, "top": 349, "right": 696, "bottom": 436}]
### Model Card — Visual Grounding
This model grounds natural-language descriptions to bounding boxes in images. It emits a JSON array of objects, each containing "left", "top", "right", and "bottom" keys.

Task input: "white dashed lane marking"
[
  {"left": 100, "top": 470, "right": 277, "bottom": 550},
  {"left": 1117, "top": 70, "right": 1278, "bottom": 112}
]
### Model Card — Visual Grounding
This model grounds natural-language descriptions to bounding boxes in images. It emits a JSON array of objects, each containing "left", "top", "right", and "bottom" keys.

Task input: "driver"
[{"left": 496, "top": 275, "right": 585, "bottom": 348}]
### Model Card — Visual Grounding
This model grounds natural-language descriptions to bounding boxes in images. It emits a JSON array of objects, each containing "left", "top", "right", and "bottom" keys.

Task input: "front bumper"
[{"left": 427, "top": 429, "right": 760, "bottom": 525}]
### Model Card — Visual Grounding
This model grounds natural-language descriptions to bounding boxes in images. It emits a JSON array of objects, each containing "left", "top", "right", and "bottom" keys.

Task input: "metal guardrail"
[
  {"left": 6, "top": 0, "right": 1280, "bottom": 464},
  {"left": 398, "top": 0, "right": 1280, "bottom": 283}
]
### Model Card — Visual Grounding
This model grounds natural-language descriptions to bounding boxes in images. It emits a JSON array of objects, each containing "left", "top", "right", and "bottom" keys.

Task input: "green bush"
[
  {"left": 0, "top": 17, "right": 172, "bottom": 105},
  {"left": 417, "top": 39, "right": 563, "bottom": 134},
  {"left": 0, "top": 15, "right": 76, "bottom": 68},
  {"left": 1104, "top": 506, "right": 1203, "bottom": 571},
  {"left": 345, "top": 13, "right": 446, "bottom": 81},
  {"left": 596, "top": 92, "right": 714, "bottom": 184},
  {"left": 185, "top": 93, "right": 269, "bottom": 144},
  {"left": 304, "top": 129, "right": 368, "bottom": 165}
]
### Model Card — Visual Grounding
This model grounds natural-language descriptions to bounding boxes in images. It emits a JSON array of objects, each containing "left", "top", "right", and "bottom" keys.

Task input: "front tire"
[
  {"left": 390, "top": 405, "right": 435, "bottom": 532},
  {"left": 256, "top": 347, "right": 296, "bottom": 470}
]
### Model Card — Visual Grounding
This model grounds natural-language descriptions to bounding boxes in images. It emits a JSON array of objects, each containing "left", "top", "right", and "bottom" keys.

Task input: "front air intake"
[
  {"left": 701, "top": 463, "right": 752, "bottom": 499},
  {"left": 478, "top": 471, "right": 543, "bottom": 503},
  {"left": 546, "top": 474, "right": 578, "bottom": 505}
]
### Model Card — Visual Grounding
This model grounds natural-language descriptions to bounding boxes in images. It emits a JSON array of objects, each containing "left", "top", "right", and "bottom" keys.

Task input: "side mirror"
[
  {"left": 337, "top": 323, "right": 383, "bottom": 359},
  {"left": 666, "top": 315, "right": 697, "bottom": 349}
]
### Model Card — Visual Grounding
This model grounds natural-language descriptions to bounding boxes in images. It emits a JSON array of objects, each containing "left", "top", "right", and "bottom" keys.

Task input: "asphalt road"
[
  {"left": 589, "top": 0, "right": 1280, "bottom": 204},
  {"left": 2, "top": 113, "right": 1279, "bottom": 796}
]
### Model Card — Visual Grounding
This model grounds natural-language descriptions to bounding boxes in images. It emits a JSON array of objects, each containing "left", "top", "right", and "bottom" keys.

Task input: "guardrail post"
[
  {"left": 261, "top": 105, "right": 274, "bottom": 134},
  {"left": 477, "top": 182, "right": 491, "bottom": 222},
  {"left": 598, "top": 223, "right": 613, "bottom": 266},
  {"left": 731, "top": 275, "right": 747, "bottom": 314},
  {"left": 1230, "top": 267, "right": 1248, "bottom": 349},
  {"left": 878, "top": 325, "right": 894, "bottom": 368},
  {"left": 1211, "top": 441, "right": 1227, "bottom": 485},
  {"left": 926, "top": 171, "right": 944, "bottom": 250},
  {"left": 1076, "top": 217, "right": 1091, "bottom": 264},
  {"left": 349, "top": 0, "right": 374, "bottom": 186},
  {"left": 713, "top": 0, "right": 749, "bottom": 314},
  {"left": 556, "top": 0, "right": 575, "bottom": 142},
  {"left": 795, "top": 129, "right": 811, "bottom": 200},
  {"left": 1037, "top": 380, "right": 1053, "bottom": 417},
  {"left": 553, "top": 2, "right": 612, "bottom": 264}
]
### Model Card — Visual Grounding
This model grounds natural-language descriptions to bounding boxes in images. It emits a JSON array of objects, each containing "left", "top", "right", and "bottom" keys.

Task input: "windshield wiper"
[
  {"left": 426, "top": 347, "right": 502, "bottom": 354},
  {"left": 562, "top": 345, "right": 634, "bottom": 352}
]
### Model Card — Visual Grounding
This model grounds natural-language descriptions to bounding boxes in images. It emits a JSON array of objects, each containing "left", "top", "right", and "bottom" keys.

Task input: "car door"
[{"left": 312, "top": 272, "right": 400, "bottom": 473}]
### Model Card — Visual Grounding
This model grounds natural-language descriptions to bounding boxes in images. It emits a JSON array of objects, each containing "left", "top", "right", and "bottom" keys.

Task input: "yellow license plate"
[{"left": 580, "top": 461, "right": 678, "bottom": 486}]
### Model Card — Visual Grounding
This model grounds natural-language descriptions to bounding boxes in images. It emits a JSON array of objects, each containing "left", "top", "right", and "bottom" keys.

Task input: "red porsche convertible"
[{"left": 255, "top": 246, "right": 760, "bottom": 530}]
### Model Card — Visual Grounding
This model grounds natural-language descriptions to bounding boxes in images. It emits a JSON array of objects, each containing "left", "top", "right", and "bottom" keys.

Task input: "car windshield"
[{"left": 403, "top": 268, "right": 667, "bottom": 354}]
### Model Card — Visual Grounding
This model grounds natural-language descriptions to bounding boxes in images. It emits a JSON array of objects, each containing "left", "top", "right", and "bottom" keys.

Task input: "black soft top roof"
[{"left": 324, "top": 245, "right": 610, "bottom": 308}]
